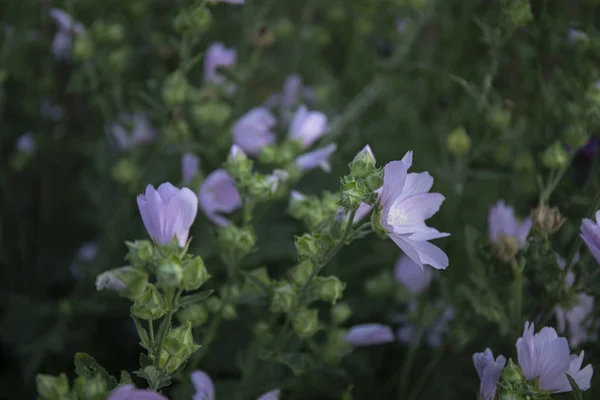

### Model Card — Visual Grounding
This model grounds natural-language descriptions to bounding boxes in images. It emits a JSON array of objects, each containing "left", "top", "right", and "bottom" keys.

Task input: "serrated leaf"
[
  {"left": 277, "top": 352, "right": 314, "bottom": 376},
  {"left": 134, "top": 366, "right": 171, "bottom": 390},
  {"left": 179, "top": 290, "right": 214, "bottom": 308},
  {"left": 120, "top": 371, "right": 133, "bottom": 385},
  {"left": 74, "top": 353, "right": 118, "bottom": 389},
  {"left": 567, "top": 375, "right": 583, "bottom": 400}
]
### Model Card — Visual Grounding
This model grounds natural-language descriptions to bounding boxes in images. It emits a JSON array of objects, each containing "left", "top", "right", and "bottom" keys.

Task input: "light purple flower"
[
  {"left": 204, "top": 42, "right": 237, "bottom": 84},
  {"left": 232, "top": 107, "right": 277, "bottom": 156},
  {"left": 16, "top": 133, "right": 36, "bottom": 153},
  {"left": 108, "top": 384, "right": 168, "bottom": 400},
  {"left": 516, "top": 322, "right": 593, "bottom": 393},
  {"left": 555, "top": 294, "right": 594, "bottom": 348},
  {"left": 198, "top": 169, "right": 242, "bottom": 226},
  {"left": 378, "top": 151, "right": 450, "bottom": 270},
  {"left": 182, "top": 153, "right": 201, "bottom": 184},
  {"left": 191, "top": 370, "right": 215, "bottom": 400},
  {"left": 137, "top": 183, "right": 198, "bottom": 247},
  {"left": 394, "top": 254, "right": 433, "bottom": 295},
  {"left": 473, "top": 349, "right": 506, "bottom": 400},
  {"left": 581, "top": 211, "right": 600, "bottom": 264},
  {"left": 568, "top": 28, "right": 588, "bottom": 44},
  {"left": 353, "top": 202, "right": 373, "bottom": 224},
  {"left": 344, "top": 323, "right": 395, "bottom": 346},
  {"left": 488, "top": 200, "right": 532, "bottom": 247},
  {"left": 289, "top": 105, "right": 328, "bottom": 148},
  {"left": 49, "top": 9, "right": 84, "bottom": 59},
  {"left": 281, "top": 75, "right": 303, "bottom": 108},
  {"left": 108, "top": 113, "right": 156, "bottom": 151},
  {"left": 295, "top": 143, "right": 337, "bottom": 172}
]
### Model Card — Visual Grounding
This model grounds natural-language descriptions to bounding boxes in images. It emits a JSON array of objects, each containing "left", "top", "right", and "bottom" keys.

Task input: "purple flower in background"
[
  {"left": 581, "top": 138, "right": 599, "bottom": 157},
  {"left": 108, "top": 113, "right": 156, "bottom": 151},
  {"left": 581, "top": 211, "right": 600, "bottom": 264},
  {"left": 289, "top": 105, "right": 328, "bottom": 148},
  {"left": 49, "top": 9, "right": 84, "bottom": 59},
  {"left": 353, "top": 202, "right": 373, "bottom": 224},
  {"left": 16, "top": 133, "right": 36, "bottom": 153},
  {"left": 568, "top": 28, "right": 588, "bottom": 44},
  {"left": 488, "top": 200, "right": 532, "bottom": 247},
  {"left": 473, "top": 349, "right": 506, "bottom": 400},
  {"left": 555, "top": 294, "right": 594, "bottom": 348},
  {"left": 70, "top": 241, "right": 98, "bottom": 279},
  {"left": 41, "top": 97, "right": 65, "bottom": 121},
  {"left": 182, "top": 153, "right": 201, "bottom": 184},
  {"left": 344, "top": 323, "right": 395, "bottom": 346},
  {"left": 214, "top": 0, "right": 245, "bottom": 4},
  {"left": 395, "top": 302, "right": 454, "bottom": 347},
  {"left": 137, "top": 183, "right": 198, "bottom": 247},
  {"left": 204, "top": 42, "right": 237, "bottom": 84},
  {"left": 516, "top": 322, "right": 593, "bottom": 393},
  {"left": 198, "top": 169, "right": 242, "bottom": 226},
  {"left": 264, "top": 74, "right": 315, "bottom": 112},
  {"left": 191, "top": 370, "right": 215, "bottom": 400},
  {"left": 378, "top": 151, "right": 450, "bottom": 270},
  {"left": 232, "top": 107, "right": 277, "bottom": 156},
  {"left": 394, "top": 254, "right": 433, "bottom": 295},
  {"left": 108, "top": 384, "right": 168, "bottom": 400},
  {"left": 295, "top": 143, "right": 337, "bottom": 172}
]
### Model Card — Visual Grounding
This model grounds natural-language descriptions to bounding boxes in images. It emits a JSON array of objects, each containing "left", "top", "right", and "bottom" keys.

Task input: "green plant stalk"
[
  {"left": 511, "top": 259, "right": 523, "bottom": 334},
  {"left": 406, "top": 345, "right": 445, "bottom": 400},
  {"left": 398, "top": 329, "right": 424, "bottom": 397}
]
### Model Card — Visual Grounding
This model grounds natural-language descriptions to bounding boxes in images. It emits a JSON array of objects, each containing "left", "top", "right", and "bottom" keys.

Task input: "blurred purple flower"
[
  {"left": 488, "top": 200, "right": 531, "bottom": 247},
  {"left": 555, "top": 294, "right": 594, "bottom": 348},
  {"left": 289, "top": 105, "right": 328, "bottom": 148},
  {"left": 344, "top": 323, "right": 395, "bottom": 346},
  {"left": 581, "top": 138, "right": 599, "bottom": 157},
  {"left": 137, "top": 183, "right": 198, "bottom": 247},
  {"left": 108, "top": 384, "right": 168, "bottom": 400},
  {"left": 378, "top": 151, "right": 450, "bottom": 270},
  {"left": 264, "top": 74, "right": 314, "bottom": 112},
  {"left": 473, "top": 349, "right": 506, "bottom": 400},
  {"left": 198, "top": 169, "right": 242, "bottom": 226},
  {"left": 295, "top": 143, "right": 337, "bottom": 172},
  {"left": 581, "top": 211, "right": 600, "bottom": 264},
  {"left": 394, "top": 254, "right": 433, "bottom": 295},
  {"left": 232, "top": 107, "right": 277, "bottom": 156},
  {"left": 215, "top": 0, "right": 245, "bottom": 3},
  {"left": 16, "top": 133, "right": 36, "bottom": 153},
  {"left": 41, "top": 97, "right": 65, "bottom": 121},
  {"left": 395, "top": 302, "right": 454, "bottom": 347},
  {"left": 108, "top": 113, "right": 156, "bottom": 151},
  {"left": 70, "top": 241, "right": 98, "bottom": 279},
  {"left": 353, "top": 202, "right": 373, "bottom": 224},
  {"left": 204, "top": 42, "right": 237, "bottom": 84},
  {"left": 182, "top": 153, "right": 201, "bottom": 184},
  {"left": 49, "top": 9, "right": 84, "bottom": 59},
  {"left": 568, "top": 28, "right": 588, "bottom": 44},
  {"left": 516, "top": 322, "right": 593, "bottom": 393},
  {"left": 191, "top": 370, "right": 215, "bottom": 400}
]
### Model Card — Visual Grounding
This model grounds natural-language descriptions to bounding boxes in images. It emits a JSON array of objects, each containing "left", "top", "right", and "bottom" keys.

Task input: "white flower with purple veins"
[
  {"left": 49, "top": 9, "right": 84, "bottom": 59},
  {"left": 581, "top": 211, "right": 600, "bottom": 264},
  {"left": 344, "top": 323, "right": 395, "bottom": 346},
  {"left": 204, "top": 42, "right": 237, "bottom": 84},
  {"left": 192, "top": 370, "right": 278, "bottom": 400},
  {"left": 295, "top": 143, "right": 337, "bottom": 173},
  {"left": 16, "top": 133, "right": 36, "bottom": 154},
  {"left": 289, "top": 105, "right": 328, "bottom": 148},
  {"left": 394, "top": 254, "right": 433, "bottom": 295},
  {"left": 137, "top": 183, "right": 198, "bottom": 247},
  {"left": 182, "top": 153, "right": 201, "bottom": 185},
  {"left": 198, "top": 169, "right": 242, "bottom": 227},
  {"left": 488, "top": 200, "right": 532, "bottom": 247},
  {"left": 379, "top": 151, "right": 450, "bottom": 270},
  {"left": 516, "top": 322, "right": 593, "bottom": 393},
  {"left": 232, "top": 107, "right": 277, "bottom": 156},
  {"left": 473, "top": 349, "right": 506, "bottom": 400},
  {"left": 108, "top": 113, "right": 156, "bottom": 151}
]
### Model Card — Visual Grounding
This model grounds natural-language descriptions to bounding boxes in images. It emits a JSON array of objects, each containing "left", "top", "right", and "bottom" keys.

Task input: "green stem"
[
  {"left": 154, "top": 289, "right": 182, "bottom": 370},
  {"left": 539, "top": 151, "right": 576, "bottom": 205},
  {"left": 398, "top": 329, "right": 423, "bottom": 397},
  {"left": 511, "top": 259, "right": 523, "bottom": 334},
  {"left": 149, "top": 319, "right": 155, "bottom": 344},
  {"left": 406, "top": 346, "right": 445, "bottom": 400}
]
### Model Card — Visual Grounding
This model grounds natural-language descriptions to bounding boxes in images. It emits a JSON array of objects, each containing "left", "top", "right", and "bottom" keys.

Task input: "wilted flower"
[
  {"left": 191, "top": 371, "right": 278, "bottom": 400},
  {"left": 344, "top": 323, "right": 395, "bottom": 346},
  {"left": 378, "top": 151, "right": 450, "bottom": 270},
  {"left": 473, "top": 349, "right": 506, "bottom": 400},
  {"left": 107, "top": 113, "right": 156, "bottom": 151},
  {"left": 289, "top": 105, "right": 328, "bottom": 148},
  {"left": 581, "top": 211, "right": 600, "bottom": 264},
  {"left": 204, "top": 42, "right": 237, "bottom": 84},
  {"left": 198, "top": 169, "right": 242, "bottom": 226},
  {"left": 182, "top": 153, "right": 201, "bottom": 184},
  {"left": 49, "top": 9, "right": 84, "bottom": 59},
  {"left": 232, "top": 107, "right": 277, "bottom": 156},
  {"left": 16, "top": 133, "right": 36, "bottom": 154},
  {"left": 137, "top": 183, "right": 199, "bottom": 247},
  {"left": 295, "top": 143, "right": 337, "bottom": 172},
  {"left": 516, "top": 322, "right": 593, "bottom": 393},
  {"left": 394, "top": 254, "right": 433, "bottom": 295},
  {"left": 108, "top": 384, "right": 168, "bottom": 400}
]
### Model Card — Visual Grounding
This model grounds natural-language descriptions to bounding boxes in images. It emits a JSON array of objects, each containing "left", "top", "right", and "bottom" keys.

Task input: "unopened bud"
[
  {"left": 163, "top": 321, "right": 200, "bottom": 359},
  {"left": 156, "top": 262, "right": 183, "bottom": 289},
  {"left": 541, "top": 142, "right": 568, "bottom": 170},
  {"left": 36, "top": 374, "right": 69, "bottom": 399},
  {"left": 295, "top": 233, "right": 322, "bottom": 261},
  {"left": 73, "top": 33, "right": 94, "bottom": 60},
  {"left": 177, "top": 304, "right": 209, "bottom": 327},
  {"left": 110, "top": 158, "right": 138, "bottom": 184},
  {"left": 350, "top": 145, "right": 376, "bottom": 178},
  {"left": 447, "top": 126, "right": 471, "bottom": 156},
  {"left": 270, "top": 283, "right": 296, "bottom": 313},
  {"left": 74, "top": 375, "right": 106, "bottom": 399},
  {"left": 492, "top": 235, "right": 520, "bottom": 262},
  {"left": 292, "top": 308, "right": 320, "bottom": 338},
  {"left": 486, "top": 107, "right": 512, "bottom": 130},
  {"left": 563, "top": 124, "right": 589, "bottom": 148},
  {"left": 95, "top": 266, "right": 148, "bottom": 301},
  {"left": 288, "top": 191, "right": 310, "bottom": 219},
  {"left": 290, "top": 260, "right": 315, "bottom": 286},
  {"left": 532, "top": 205, "right": 566, "bottom": 235},
  {"left": 501, "top": 359, "right": 523, "bottom": 384},
  {"left": 125, "top": 240, "right": 154, "bottom": 267},
  {"left": 312, "top": 276, "right": 345, "bottom": 304},
  {"left": 340, "top": 177, "right": 365, "bottom": 210},
  {"left": 331, "top": 302, "right": 352, "bottom": 325},
  {"left": 182, "top": 256, "right": 210, "bottom": 291},
  {"left": 131, "top": 285, "right": 167, "bottom": 320},
  {"left": 503, "top": 0, "right": 533, "bottom": 27},
  {"left": 226, "top": 145, "right": 253, "bottom": 182},
  {"left": 162, "top": 71, "right": 188, "bottom": 108}
]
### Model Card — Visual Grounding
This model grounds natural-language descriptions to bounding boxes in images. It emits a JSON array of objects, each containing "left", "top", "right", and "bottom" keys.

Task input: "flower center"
[{"left": 387, "top": 208, "right": 408, "bottom": 226}]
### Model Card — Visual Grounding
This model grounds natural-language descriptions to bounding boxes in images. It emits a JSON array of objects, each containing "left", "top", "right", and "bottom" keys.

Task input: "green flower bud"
[
  {"left": 270, "top": 283, "right": 296, "bottom": 313},
  {"left": 312, "top": 276, "right": 345, "bottom": 304},
  {"left": 292, "top": 308, "right": 320, "bottom": 338},
  {"left": 563, "top": 124, "right": 589, "bottom": 148},
  {"left": 447, "top": 126, "right": 471, "bottom": 156},
  {"left": 36, "top": 373, "right": 70, "bottom": 399},
  {"left": 156, "top": 261, "right": 183, "bottom": 289},
  {"left": 174, "top": 6, "right": 212, "bottom": 35},
  {"left": 131, "top": 285, "right": 167, "bottom": 320},
  {"left": 105, "top": 24, "right": 125, "bottom": 42},
  {"left": 501, "top": 359, "right": 523, "bottom": 384},
  {"left": 492, "top": 235, "right": 520, "bottom": 262},
  {"left": 331, "top": 302, "right": 352, "bottom": 325},
  {"left": 190, "top": 102, "right": 232, "bottom": 126},
  {"left": 110, "top": 158, "right": 138, "bottom": 184},
  {"left": 162, "top": 71, "right": 188, "bottom": 108},
  {"left": 370, "top": 205, "right": 388, "bottom": 239},
  {"left": 273, "top": 18, "right": 294, "bottom": 38},
  {"left": 226, "top": 145, "right": 253, "bottom": 184},
  {"left": 218, "top": 225, "right": 256, "bottom": 264},
  {"left": 541, "top": 142, "right": 568, "bottom": 170},
  {"left": 288, "top": 191, "right": 311, "bottom": 220},
  {"left": 253, "top": 321, "right": 274, "bottom": 340},
  {"left": 74, "top": 375, "right": 107, "bottom": 400},
  {"left": 182, "top": 256, "right": 210, "bottom": 291},
  {"left": 73, "top": 33, "right": 94, "bottom": 60},
  {"left": 367, "top": 169, "right": 383, "bottom": 191},
  {"left": 242, "top": 267, "right": 271, "bottom": 294},
  {"left": 177, "top": 304, "right": 209, "bottom": 327},
  {"left": 295, "top": 233, "right": 322, "bottom": 261},
  {"left": 164, "top": 321, "right": 200, "bottom": 359},
  {"left": 95, "top": 266, "right": 149, "bottom": 301},
  {"left": 206, "top": 296, "right": 238, "bottom": 320},
  {"left": 350, "top": 145, "right": 376, "bottom": 178},
  {"left": 531, "top": 205, "right": 566, "bottom": 235},
  {"left": 58, "top": 299, "right": 72, "bottom": 316},
  {"left": 125, "top": 240, "right": 154, "bottom": 267},
  {"left": 290, "top": 260, "right": 315, "bottom": 286},
  {"left": 156, "top": 351, "right": 185, "bottom": 374},
  {"left": 340, "top": 177, "right": 365, "bottom": 210},
  {"left": 503, "top": 0, "right": 533, "bottom": 27},
  {"left": 487, "top": 107, "right": 512, "bottom": 130}
]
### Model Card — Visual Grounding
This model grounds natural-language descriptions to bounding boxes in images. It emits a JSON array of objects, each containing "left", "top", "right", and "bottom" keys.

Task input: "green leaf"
[
  {"left": 277, "top": 352, "right": 314, "bottom": 376},
  {"left": 134, "top": 366, "right": 171, "bottom": 391},
  {"left": 73, "top": 353, "right": 118, "bottom": 389},
  {"left": 567, "top": 375, "right": 583, "bottom": 400},
  {"left": 240, "top": 270, "right": 271, "bottom": 296},
  {"left": 120, "top": 371, "right": 133, "bottom": 385},
  {"left": 179, "top": 290, "right": 214, "bottom": 308},
  {"left": 139, "top": 353, "right": 154, "bottom": 368}
]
